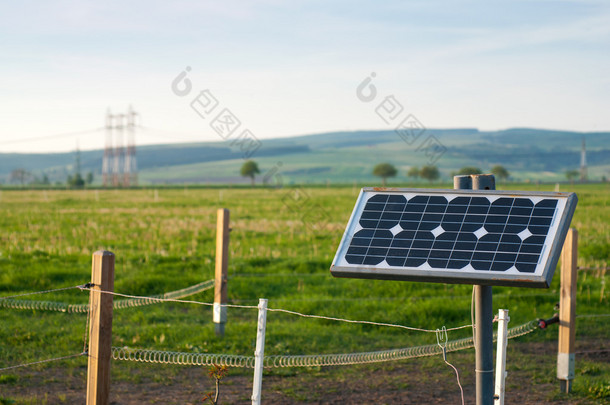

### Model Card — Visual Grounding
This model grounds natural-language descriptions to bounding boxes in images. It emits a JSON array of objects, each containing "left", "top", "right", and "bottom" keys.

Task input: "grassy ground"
[{"left": 0, "top": 183, "right": 608, "bottom": 403}]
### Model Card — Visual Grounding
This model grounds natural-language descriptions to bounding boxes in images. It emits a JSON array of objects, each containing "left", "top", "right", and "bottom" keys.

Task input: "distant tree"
[
  {"left": 407, "top": 166, "right": 420, "bottom": 181},
  {"left": 372, "top": 163, "right": 397, "bottom": 186},
  {"left": 420, "top": 165, "right": 440, "bottom": 183},
  {"left": 10, "top": 169, "right": 31, "bottom": 186},
  {"left": 490, "top": 165, "right": 510, "bottom": 182},
  {"left": 86, "top": 172, "right": 94, "bottom": 185},
  {"left": 457, "top": 166, "right": 482, "bottom": 176},
  {"left": 565, "top": 170, "right": 579, "bottom": 185},
  {"left": 74, "top": 174, "right": 85, "bottom": 188},
  {"left": 42, "top": 174, "right": 50, "bottom": 185},
  {"left": 67, "top": 173, "right": 85, "bottom": 188},
  {"left": 240, "top": 160, "right": 260, "bottom": 186}
]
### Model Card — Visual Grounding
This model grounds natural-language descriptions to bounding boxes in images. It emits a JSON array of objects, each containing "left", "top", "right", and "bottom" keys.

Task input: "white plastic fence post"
[
  {"left": 494, "top": 309, "right": 510, "bottom": 405},
  {"left": 251, "top": 298, "right": 268, "bottom": 405}
]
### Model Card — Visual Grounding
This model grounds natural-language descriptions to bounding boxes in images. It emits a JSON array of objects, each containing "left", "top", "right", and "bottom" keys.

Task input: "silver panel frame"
[{"left": 330, "top": 188, "right": 578, "bottom": 288}]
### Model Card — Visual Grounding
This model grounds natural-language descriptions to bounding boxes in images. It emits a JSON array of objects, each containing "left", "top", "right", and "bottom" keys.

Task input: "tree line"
[
  {"left": 238, "top": 160, "right": 512, "bottom": 187},
  {"left": 7, "top": 168, "right": 94, "bottom": 188},
  {"left": 2, "top": 160, "right": 594, "bottom": 187},
  {"left": 372, "top": 163, "right": 511, "bottom": 186}
]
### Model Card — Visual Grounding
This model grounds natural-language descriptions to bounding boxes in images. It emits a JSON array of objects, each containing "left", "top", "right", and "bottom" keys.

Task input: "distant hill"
[{"left": 1, "top": 128, "right": 608, "bottom": 185}]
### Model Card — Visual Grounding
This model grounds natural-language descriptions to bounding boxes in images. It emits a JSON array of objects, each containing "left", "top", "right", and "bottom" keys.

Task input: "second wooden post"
[
  {"left": 214, "top": 208, "right": 230, "bottom": 336},
  {"left": 558, "top": 228, "right": 578, "bottom": 393}
]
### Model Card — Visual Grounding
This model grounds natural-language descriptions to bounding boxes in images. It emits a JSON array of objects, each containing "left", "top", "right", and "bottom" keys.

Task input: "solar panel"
[{"left": 331, "top": 188, "right": 577, "bottom": 287}]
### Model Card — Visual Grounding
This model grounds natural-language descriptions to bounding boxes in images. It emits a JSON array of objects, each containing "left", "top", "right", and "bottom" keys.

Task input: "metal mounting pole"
[
  {"left": 475, "top": 284, "right": 494, "bottom": 405},
  {"left": 455, "top": 174, "right": 495, "bottom": 405}
]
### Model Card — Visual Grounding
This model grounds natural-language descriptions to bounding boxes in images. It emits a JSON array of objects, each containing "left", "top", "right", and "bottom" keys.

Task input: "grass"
[{"left": 0, "top": 183, "right": 608, "bottom": 402}]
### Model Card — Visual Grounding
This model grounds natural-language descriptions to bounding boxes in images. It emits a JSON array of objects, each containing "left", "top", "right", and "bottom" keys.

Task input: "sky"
[{"left": 0, "top": 0, "right": 609, "bottom": 153}]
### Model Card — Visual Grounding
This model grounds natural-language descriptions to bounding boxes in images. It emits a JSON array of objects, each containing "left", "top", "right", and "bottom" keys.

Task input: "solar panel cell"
[
  {"left": 536, "top": 199, "right": 558, "bottom": 208},
  {"left": 405, "top": 257, "right": 427, "bottom": 267},
  {"left": 449, "top": 259, "right": 470, "bottom": 268},
  {"left": 515, "top": 263, "right": 537, "bottom": 273},
  {"left": 530, "top": 225, "right": 551, "bottom": 235}
]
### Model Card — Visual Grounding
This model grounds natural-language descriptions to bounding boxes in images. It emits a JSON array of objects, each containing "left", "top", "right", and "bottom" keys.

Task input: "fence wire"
[
  {"left": 0, "top": 352, "right": 86, "bottom": 372},
  {"left": 0, "top": 280, "right": 215, "bottom": 313},
  {"left": 111, "top": 319, "right": 539, "bottom": 368}
]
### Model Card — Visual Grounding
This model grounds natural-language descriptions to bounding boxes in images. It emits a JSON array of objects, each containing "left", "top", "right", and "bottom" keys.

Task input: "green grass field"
[{"left": 0, "top": 183, "right": 608, "bottom": 403}]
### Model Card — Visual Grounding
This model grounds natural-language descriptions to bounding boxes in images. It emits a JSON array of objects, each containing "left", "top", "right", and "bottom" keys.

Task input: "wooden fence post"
[
  {"left": 86, "top": 250, "right": 115, "bottom": 405},
  {"left": 214, "top": 209, "right": 230, "bottom": 336},
  {"left": 558, "top": 228, "right": 577, "bottom": 393}
]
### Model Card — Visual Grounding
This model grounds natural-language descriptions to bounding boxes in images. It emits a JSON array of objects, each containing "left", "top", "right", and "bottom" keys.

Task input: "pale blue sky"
[{"left": 1, "top": 0, "right": 609, "bottom": 152}]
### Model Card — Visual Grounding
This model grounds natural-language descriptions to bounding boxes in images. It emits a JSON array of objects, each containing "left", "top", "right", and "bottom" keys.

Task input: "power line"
[
  {"left": 0, "top": 128, "right": 104, "bottom": 146},
  {"left": 0, "top": 125, "right": 208, "bottom": 148}
]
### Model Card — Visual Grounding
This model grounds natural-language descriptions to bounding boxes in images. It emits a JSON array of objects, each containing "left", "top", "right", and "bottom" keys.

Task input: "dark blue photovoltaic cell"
[{"left": 344, "top": 194, "right": 557, "bottom": 273}]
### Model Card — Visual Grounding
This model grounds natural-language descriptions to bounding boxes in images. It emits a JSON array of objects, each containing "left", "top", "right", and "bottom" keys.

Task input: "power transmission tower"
[
  {"left": 113, "top": 113, "right": 125, "bottom": 187},
  {"left": 124, "top": 105, "right": 138, "bottom": 187},
  {"left": 102, "top": 107, "right": 139, "bottom": 188},
  {"left": 103, "top": 109, "right": 113, "bottom": 187},
  {"left": 580, "top": 137, "right": 588, "bottom": 182}
]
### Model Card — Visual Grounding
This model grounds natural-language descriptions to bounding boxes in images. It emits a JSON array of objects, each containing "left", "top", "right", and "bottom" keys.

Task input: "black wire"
[{"left": 0, "top": 128, "right": 104, "bottom": 145}]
